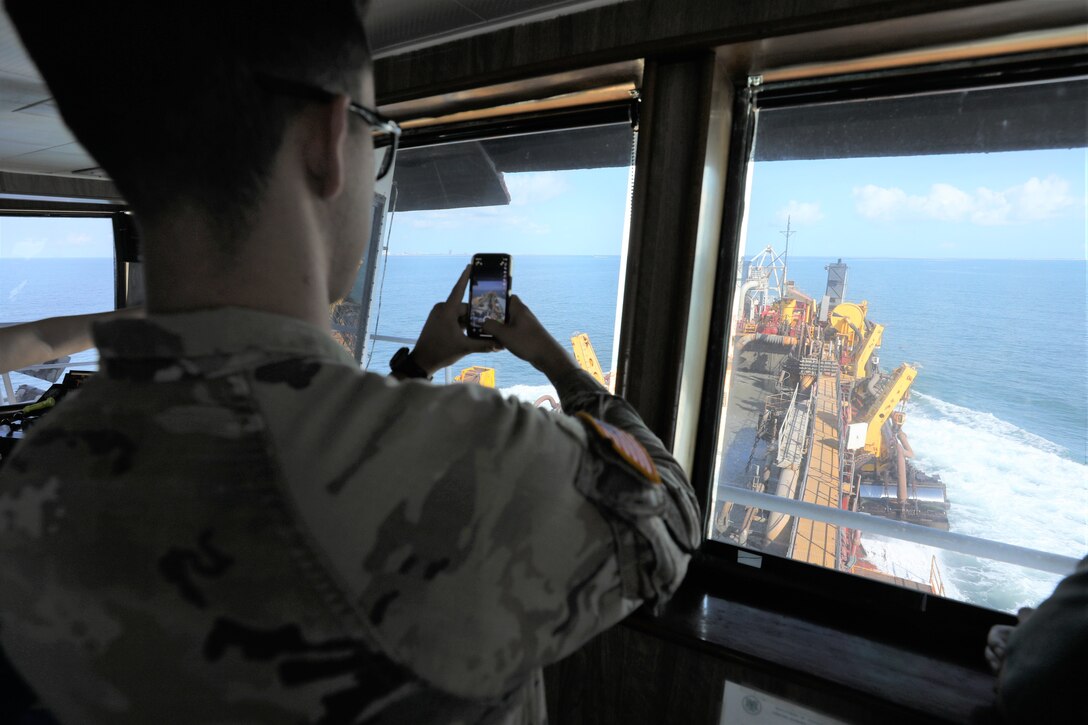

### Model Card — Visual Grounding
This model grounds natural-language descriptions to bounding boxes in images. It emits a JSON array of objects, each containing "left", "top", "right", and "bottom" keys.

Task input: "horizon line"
[{"left": 3, "top": 253, "right": 1084, "bottom": 262}]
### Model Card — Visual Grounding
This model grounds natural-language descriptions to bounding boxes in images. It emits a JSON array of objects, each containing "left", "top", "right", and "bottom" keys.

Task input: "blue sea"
[
  {"left": 360, "top": 255, "right": 622, "bottom": 392},
  {"left": 751, "top": 257, "right": 1087, "bottom": 612},
  {"left": 2, "top": 254, "right": 1086, "bottom": 612}
]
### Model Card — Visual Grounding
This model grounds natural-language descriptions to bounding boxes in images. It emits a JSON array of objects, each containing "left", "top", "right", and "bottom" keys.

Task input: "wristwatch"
[{"left": 389, "top": 347, "right": 432, "bottom": 381}]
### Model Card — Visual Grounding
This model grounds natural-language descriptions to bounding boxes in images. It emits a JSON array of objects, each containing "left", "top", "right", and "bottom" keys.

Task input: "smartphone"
[{"left": 467, "top": 253, "right": 512, "bottom": 338}]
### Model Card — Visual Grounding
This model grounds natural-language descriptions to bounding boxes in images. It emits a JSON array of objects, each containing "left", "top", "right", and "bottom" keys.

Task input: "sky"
[
  {"left": 743, "top": 148, "right": 1086, "bottom": 261},
  {"left": 0, "top": 216, "right": 114, "bottom": 258},
  {"left": 388, "top": 146, "right": 1084, "bottom": 260},
  {"left": 0, "top": 147, "right": 1082, "bottom": 261},
  {"left": 389, "top": 166, "right": 633, "bottom": 257}
]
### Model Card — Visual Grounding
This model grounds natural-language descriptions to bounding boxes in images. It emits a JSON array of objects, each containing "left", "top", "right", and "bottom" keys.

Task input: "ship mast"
[{"left": 779, "top": 215, "right": 796, "bottom": 298}]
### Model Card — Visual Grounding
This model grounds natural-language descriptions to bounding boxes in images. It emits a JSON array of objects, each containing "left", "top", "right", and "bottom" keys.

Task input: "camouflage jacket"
[{"left": 0, "top": 308, "right": 700, "bottom": 724}]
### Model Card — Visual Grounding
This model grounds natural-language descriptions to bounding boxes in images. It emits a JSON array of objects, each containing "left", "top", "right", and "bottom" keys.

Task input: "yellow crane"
[
  {"left": 860, "top": 363, "right": 917, "bottom": 457},
  {"left": 455, "top": 333, "right": 609, "bottom": 392},
  {"left": 830, "top": 301, "right": 884, "bottom": 380},
  {"left": 571, "top": 332, "right": 607, "bottom": 385}
]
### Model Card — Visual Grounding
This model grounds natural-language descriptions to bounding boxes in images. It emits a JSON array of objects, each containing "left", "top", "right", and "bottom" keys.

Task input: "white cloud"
[
  {"left": 777, "top": 200, "right": 824, "bottom": 224},
  {"left": 853, "top": 175, "right": 1077, "bottom": 226},
  {"left": 920, "top": 183, "right": 973, "bottom": 221},
  {"left": 970, "top": 187, "right": 1011, "bottom": 225},
  {"left": 1013, "top": 176, "right": 1075, "bottom": 220},
  {"left": 853, "top": 185, "right": 908, "bottom": 221},
  {"left": 66, "top": 232, "right": 92, "bottom": 244}
]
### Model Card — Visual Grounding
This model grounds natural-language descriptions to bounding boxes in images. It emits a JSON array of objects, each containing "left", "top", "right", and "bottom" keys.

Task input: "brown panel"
[
  {"left": 380, "top": 61, "right": 643, "bottom": 121},
  {"left": 614, "top": 53, "right": 714, "bottom": 445},
  {"left": 755, "top": 76, "right": 1088, "bottom": 160},
  {"left": 0, "top": 170, "right": 122, "bottom": 201},
  {"left": 544, "top": 592, "right": 1001, "bottom": 724},
  {"left": 373, "top": 0, "right": 1072, "bottom": 104}
]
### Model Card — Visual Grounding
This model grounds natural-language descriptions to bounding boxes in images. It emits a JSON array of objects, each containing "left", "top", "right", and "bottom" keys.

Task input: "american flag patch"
[{"left": 576, "top": 412, "right": 661, "bottom": 483}]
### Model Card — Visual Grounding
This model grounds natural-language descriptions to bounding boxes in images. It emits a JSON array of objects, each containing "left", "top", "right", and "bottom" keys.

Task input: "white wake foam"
[
  {"left": 864, "top": 392, "right": 1086, "bottom": 612},
  {"left": 499, "top": 383, "right": 559, "bottom": 407}
]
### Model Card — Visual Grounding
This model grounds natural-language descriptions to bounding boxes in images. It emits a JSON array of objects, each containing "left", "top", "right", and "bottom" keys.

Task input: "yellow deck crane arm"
[
  {"left": 862, "top": 363, "right": 917, "bottom": 457},
  {"left": 571, "top": 332, "right": 607, "bottom": 385},
  {"left": 852, "top": 323, "right": 884, "bottom": 380}
]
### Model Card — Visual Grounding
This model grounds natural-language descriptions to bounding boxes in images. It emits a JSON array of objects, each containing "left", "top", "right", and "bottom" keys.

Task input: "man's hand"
[
  {"left": 409, "top": 266, "right": 497, "bottom": 376},
  {"left": 482, "top": 295, "right": 578, "bottom": 382}
]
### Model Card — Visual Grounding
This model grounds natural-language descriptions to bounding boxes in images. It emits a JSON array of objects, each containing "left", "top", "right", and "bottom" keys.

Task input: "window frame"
[
  {"left": 0, "top": 200, "right": 128, "bottom": 309},
  {"left": 0, "top": 203, "right": 125, "bottom": 404},
  {"left": 359, "top": 98, "right": 640, "bottom": 383},
  {"left": 688, "top": 48, "right": 1087, "bottom": 641}
]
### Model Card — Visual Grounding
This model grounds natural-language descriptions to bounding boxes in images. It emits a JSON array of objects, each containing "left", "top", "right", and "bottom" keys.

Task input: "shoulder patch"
[{"left": 575, "top": 412, "right": 661, "bottom": 483}]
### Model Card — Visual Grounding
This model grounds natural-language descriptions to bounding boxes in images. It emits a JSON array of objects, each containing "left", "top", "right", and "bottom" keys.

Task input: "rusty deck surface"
[{"left": 790, "top": 374, "right": 841, "bottom": 568}]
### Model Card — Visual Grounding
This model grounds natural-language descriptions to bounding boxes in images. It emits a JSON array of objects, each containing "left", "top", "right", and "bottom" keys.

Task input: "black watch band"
[{"left": 389, "top": 347, "right": 432, "bottom": 380}]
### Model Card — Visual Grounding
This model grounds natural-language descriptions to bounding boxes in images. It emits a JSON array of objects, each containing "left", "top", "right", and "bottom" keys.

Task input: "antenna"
[{"left": 779, "top": 216, "right": 796, "bottom": 298}]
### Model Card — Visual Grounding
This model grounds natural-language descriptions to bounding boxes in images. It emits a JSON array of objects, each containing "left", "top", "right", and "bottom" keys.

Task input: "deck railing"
[{"left": 717, "top": 484, "right": 1080, "bottom": 577}]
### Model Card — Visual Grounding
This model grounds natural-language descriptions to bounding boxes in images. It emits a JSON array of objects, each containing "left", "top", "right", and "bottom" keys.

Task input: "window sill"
[{"left": 619, "top": 550, "right": 1008, "bottom": 722}]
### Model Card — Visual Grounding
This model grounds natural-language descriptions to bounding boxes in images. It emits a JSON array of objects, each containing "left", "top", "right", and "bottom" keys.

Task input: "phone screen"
[{"left": 468, "top": 254, "right": 511, "bottom": 338}]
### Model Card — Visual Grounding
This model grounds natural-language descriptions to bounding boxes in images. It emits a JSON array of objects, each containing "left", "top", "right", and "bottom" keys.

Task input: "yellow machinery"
[
  {"left": 455, "top": 366, "right": 495, "bottom": 387},
  {"left": 851, "top": 323, "right": 884, "bottom": 380},
  {"left": 571, "top": 332, "right": 606, "bottom": 385},
  {"left": 781, "top": 298, "right": 813, "bottom": 328},
  {"left": 861, "top": 363, "right": 917, "bottom": 457},
  {"left": 456, "top": 334, "right": 606, "bottom": 390},
  {"left": 829, "top": 301, "right": 882, "bottom": 380},
  {"left": 830, "top": 301, "right": 868, "bottom": 347}
]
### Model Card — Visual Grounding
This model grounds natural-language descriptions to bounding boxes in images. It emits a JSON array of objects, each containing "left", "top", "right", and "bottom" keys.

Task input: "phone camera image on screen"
[{"left": 468, "top": 254, "right": 511, "bottom": 338}]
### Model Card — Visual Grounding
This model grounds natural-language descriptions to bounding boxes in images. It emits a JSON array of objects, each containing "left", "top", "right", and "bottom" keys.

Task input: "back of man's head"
[{"left": 6, "top": 1, "right": 371, "bottom": 245}]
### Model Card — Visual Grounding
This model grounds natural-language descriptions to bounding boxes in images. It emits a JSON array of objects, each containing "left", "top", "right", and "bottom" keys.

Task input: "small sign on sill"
[{"left": 720, "top": 681, "right": 846, "bottom": 725}]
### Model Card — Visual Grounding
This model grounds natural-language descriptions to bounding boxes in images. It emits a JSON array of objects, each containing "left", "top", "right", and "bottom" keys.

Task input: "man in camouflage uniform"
[{"left": 0, "top": 2, "right": 700, "bottom": 723}]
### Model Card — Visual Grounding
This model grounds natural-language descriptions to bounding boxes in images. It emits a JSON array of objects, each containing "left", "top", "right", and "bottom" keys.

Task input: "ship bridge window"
[
  {"left": 347, "top": 111, "right": 636, "bottom": 404},
  {"left": 699, "top": 54, "right": 1087, "bottom": 615},
  {"left": 0, "top": 214, "right": 116, "bottom": 405}
]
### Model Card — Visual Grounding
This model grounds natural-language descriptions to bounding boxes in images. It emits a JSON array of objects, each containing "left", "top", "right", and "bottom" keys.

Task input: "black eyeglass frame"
[{"left": 255, "top": 73, "right": 401, "bottom": 181}]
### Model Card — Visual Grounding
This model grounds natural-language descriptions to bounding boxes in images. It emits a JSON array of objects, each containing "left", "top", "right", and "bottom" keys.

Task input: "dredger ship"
[
  {"left": 444, "top": 243, "right": 951, "bottom": 592},
  {"left": 715, "top": 244, "right": 950, "bottom": 592}
]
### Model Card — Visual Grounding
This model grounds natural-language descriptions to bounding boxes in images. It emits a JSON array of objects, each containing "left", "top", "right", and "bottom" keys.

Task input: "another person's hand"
[
  {"left": 482, "top": 295, "right": 578, "bottom": 382},
  {"left": 0, "top": 307, "right": 144, "bottom": 374},
  {"left": 409, "top": 266, "right": 497, "bottom": 376},
  {"left": 985, "top": 607, "right": 1034, "bottom": 673}
]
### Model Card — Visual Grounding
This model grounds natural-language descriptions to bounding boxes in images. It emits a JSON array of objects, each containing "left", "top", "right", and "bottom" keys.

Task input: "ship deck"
[{"left": 789, "top": 373, "right": 841, "bottom": 568}]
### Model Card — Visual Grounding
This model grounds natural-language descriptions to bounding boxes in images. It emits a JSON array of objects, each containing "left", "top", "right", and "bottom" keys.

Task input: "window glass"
[
  {"left": 0, "top": 216, "right": 114, "bottom": 403},
  {"left": 709, "top": 74, "right": 1087, "bottom": 613},
  {"left": 362, "top": 122, "right": 635, "bottom": 404}
]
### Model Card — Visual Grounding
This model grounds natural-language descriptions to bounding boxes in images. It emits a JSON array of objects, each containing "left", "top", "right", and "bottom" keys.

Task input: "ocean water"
[
  {"left": 362, "top": 255, "right": 622, "bottom": 391},
  {"left": 748, "top": 257, "right": 1087, "bottom": 611},
  {"left": 3, "top": 254, "right": 1086, "bottom": 612},
  {"left": 2, "top": 257, "right": 115, "bottom": 322}
]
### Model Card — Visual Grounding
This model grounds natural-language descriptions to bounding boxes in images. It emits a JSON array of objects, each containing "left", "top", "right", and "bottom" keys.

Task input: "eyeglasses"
[{"left": 255, "top": 73, "right": 401, "bottom": 181}]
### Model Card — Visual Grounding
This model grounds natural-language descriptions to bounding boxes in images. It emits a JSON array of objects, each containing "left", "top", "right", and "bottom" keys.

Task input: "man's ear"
[{"left": 303, "top": 94, "right": 350, "bottom": 200}]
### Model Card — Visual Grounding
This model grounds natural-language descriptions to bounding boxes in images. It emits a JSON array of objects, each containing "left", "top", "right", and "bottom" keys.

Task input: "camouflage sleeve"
[
  {"left": 997, "top": 555, "right": 1088, "bottom": 723},
  {"left": 553, "top": 368, "right": 702, "bottom": 612},
  {"left": 256, "top": 366, "right": 699, "bottom": 701}
]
